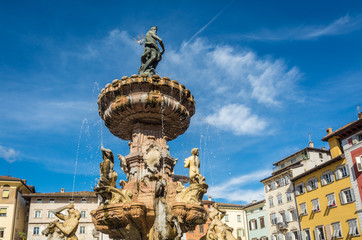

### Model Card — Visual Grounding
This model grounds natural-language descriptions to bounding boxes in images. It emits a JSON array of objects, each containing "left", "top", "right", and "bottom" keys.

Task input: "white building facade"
[
  {"left": 261, "top": 145, "right": 330, "bottom": 240},
  {"left": 25, "top": 190, "right": 109, "bottom": 240},
  {"left": 218, "top": 203, "right": 248, "bottom": 240}
]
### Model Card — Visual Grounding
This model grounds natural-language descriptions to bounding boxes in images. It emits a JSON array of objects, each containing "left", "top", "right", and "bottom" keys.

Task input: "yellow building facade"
[{"left": 293, "top": 152, "right": 361, "bottom": 240}]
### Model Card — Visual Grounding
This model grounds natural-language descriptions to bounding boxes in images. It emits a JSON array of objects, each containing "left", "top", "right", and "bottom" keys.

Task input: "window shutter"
[
  {"left": 321, "top": 176, "right": 326, "bottom": 186},
  {"left": 249, "top": 220, "right": 252, "bottom": 230},
  {"left": 339, "top": 191, "right": 345, "bottom": 204},
  {"left": 255, "top": 220, "right": 258, "bottom": 229},
  {"left": 351, "top": 189, "right": 356, "bottom": 202},
  {"left": 346, "top": 167, "right": 350, "bottom": 176},
  {"left": 314, "top": 228, "right": 319, "bottom": 240},
  {"left": 331, "top": 173, "right": 335, "bottom": 182},
  {"left": 306, "top": 182, "right": 311, "bottom": 191},
  {"left": 302, "top": 230, "right": 306, "bottom": 240},
  {"left": 335, "top": 169, "right": 340, "bottom": 180}
]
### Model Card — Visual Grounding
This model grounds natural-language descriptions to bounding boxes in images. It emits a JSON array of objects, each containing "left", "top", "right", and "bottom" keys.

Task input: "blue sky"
[{"left": 1, "top": 0, "right": 362, "bottom": 204}]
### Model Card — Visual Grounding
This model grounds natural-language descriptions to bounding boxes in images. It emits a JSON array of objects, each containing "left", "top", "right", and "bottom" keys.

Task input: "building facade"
[
  {"left": 261, "top": 145, "right": 330, "bottom": 240},
  {"left": 0, "top": 175, "right": 35, "bottom": 240},
  {"left": 293, "top": 153, "right": 360, "bottom": 240},
  {"left": 244, "top": 200, "right": 270, "bottom": 240},
  {"left": 322, "top": 113, "right": 362, "bottom": 231},
  {"left": 24, "top": 190, "right": 109, "bottom": 240},
  {"left": 218, "top": 203, "right": 248, "bottom": 240}
]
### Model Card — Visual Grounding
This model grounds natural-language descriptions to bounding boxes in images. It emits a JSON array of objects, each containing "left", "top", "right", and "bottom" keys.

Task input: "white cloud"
[
  {"left": 0, "top": 145, "right": 20, "bottom": 163},
  {"left": 243, "top": 14, "right": 362, "bottom": 41},
  {"left": 163, "top": 39, "right": 300, "bottom": 107},
  {"left": 205, "top": 104, "right": 268, "bottom": 135},
  {"left": 208, "top": 169, "right": 271, "bottom": 203}
]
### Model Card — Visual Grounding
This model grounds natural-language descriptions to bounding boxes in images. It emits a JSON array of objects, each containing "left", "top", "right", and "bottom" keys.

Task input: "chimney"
[
  {"left": 208, "top": 196, "right": 212, "bottom": 201},
  {"left": 61, "top": 188, "right": 65, "bottom": 193},
  {"left": 22, "top": 179, "right": 27, "bottom": 184},
  {"left": 309, "top": 141, "right": 314, "bottom": 148},
  {"left": 326, "top": 127, "right": 333, "bottom": 134},
  {"left": 358, "top": 112, "right": 362, "bottom": 120},
  {"left": 321, "top": 147, "right": 326, "bottom": 150},
  {"left": 252, "top": 200, "right": 257, "bottom": 203}
]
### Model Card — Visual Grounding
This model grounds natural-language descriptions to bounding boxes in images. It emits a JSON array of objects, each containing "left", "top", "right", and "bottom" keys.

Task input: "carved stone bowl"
[{"left": 98, "top": 75, "right": 195, "bottom": 140}]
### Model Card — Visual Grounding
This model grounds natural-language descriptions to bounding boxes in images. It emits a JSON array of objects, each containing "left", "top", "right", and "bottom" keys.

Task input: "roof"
[
  {"left": 260, "top": 161, "right": 302, "bottom": 182},
  {"left": 243, "top": 199, "right": 266, "bottom": 209},
  {"left": 23, "top": 191, "right": 96, "bottom": 198},
  {"left": 273, "top": 147, "right": 329, "bottom": 166},
  {"left": 322, "top": 117, "right": 362, "bottom": 141},
  {"left": 0, "top": 175, "right": 35, "bottom": 193},
  {"left": 291, "top": 154, "right": 344, "bottom": 182},
  {"left": 216, "top": 202, "right": 244, "bottom": 209}
]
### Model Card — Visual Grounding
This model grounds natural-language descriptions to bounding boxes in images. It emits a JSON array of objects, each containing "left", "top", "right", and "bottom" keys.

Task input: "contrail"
[{"left": 184, "top": 0, "right": 234, "bottom": 46}]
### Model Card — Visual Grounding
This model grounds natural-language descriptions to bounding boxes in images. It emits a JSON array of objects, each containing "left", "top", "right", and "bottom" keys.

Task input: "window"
[
  {"left": 300, "top": 203, "right": 307, "bottom": 215},
  {"left": 48, "top": 211, "right": 54, "bottom": 218},
  {"left": 340, "top": 188, "right": 355, "bottom": 204},
  {"left": 321, "top": 172, "right": 334, "bottom": 186},
  {"left": 81, "top": 198, "right": 87, "bottom": 203},
  {"left": 285, "top": 176, "right": 291, "bottom": 184},
  {"left": 0, "top": 208, "right": 7, "bottom": 217},
  {"left": 249, "top": 219, "right": 257, "bottom": 230},
  {"left": 292, "top": 231, "right": 300, "bottom": 240},
  {"left": 33, "top": 227, "right": 39, "bottom": 235},
  {"left": 356, "top": 156, "right": 362, "bottom": 172},
  {"left": 306, "top": 178, "right": 318, "bottom": 191},
  {"left": 265, "top": 185, "right": 270, "bottom": 192},
  {"left": 295, "top": 183, "right": 305, "bottom": 195},
  {"left": 303, "top": 229, "right": 311, "bottom": 240},
  {"left": 81, "top": 211, "right": 86, "bottom": 218},
  {"left": 348, "top": 219, "right": 360, "bottom": 236},
  {"left": 319, "top": 153, "right": 323, "bottom": 158},
  {"left": 36, "top": 199, "right": 42, "bottom": 203},
  {"left": 79, "top": 226, "right": 85, "bottom": 234},
  {"left": 277, "top": 195, "right": 283, "bottom": 205},
  {"left": 277, "top": 212, "right": 285, "bottom": 224},
  {"left": 285, "top": 232, "right": 293, "bottom": 240},
  {"left": 2, "top": 190, "right": 9, "bottom": 198},
  {"left": 327, "top": 193, "right": 336, "bottom": 207},
  {"left": 291, "top": 158, "right": 296, "bottom": 163},
  {"left": 49, "top": 199, "right": 55, "bottom": 203},
  {"left": 314, "top": 226, "right": 325, "bottom": 240},
  {"left": 69, "top": 198, "right": 74, "bottom": 203},
  {"left": 224, "top": 214, "right": 229, "bottom": 222},
  {"left": 270, "top": 213, "right": 277, "bottom": 225},
  {"left": 335, "top": 165, "right": 349, "bottom": 180},
  {"left": 286, "top": 192, "right": 292, "bottom": 202},
  {"left": 237, "top": 229, "right": 243, "bottom": 237},
  {"left": 290, "top": 209, "right": 298, "bottom": 221},
  {"left": 331, "top": 222, "right": 342, "bottom": 238},
  {"left": 280, "top": 178, "right": 286, "bottom": 187},
  {"left": 269, "top": 197, "right": 274, "bottom": 207},
  {"left": 312, "top": 199, "right": 320, "bottom": 212},
  {"left": 237, "top": 215, "right": 241, "bottom": 222},
  {"left": 34, "top": 210, "right": 41, "bottom": 218},
  {"left": 199, "top": 224, "right": 204, "bottom": 233},
  {"left": 260, "top": 217, "right": 265, "bottom": 228},
  {"left": 0, "top": 228, "right": 4, "bottom": 238},
  {"left": 271, "top": 182, "right": 277, "bottom": 190}
]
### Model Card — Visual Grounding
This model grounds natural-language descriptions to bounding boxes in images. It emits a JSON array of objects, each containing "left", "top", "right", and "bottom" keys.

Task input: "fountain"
[{"left": 90, "top": 26, "right": 209, "bottom": 240}]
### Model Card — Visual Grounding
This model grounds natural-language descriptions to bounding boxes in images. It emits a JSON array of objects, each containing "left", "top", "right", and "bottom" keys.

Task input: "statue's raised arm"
[{"left": 139, "top": 26, "right": 165, "bottom": 76}]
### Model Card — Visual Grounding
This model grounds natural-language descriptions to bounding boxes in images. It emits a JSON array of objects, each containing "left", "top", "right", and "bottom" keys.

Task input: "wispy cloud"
[
  {"left": 243, "top": 14, "right": 362, "bottom": 41},
  {"left": 0, "top": 145, "right": 20, "bottom": 163},
  {"left": 185, "top": 0, "right": 234, "bottom": 46},
  {"left": 205, "top": 104, "right": 268, "bottom": 135},
  {"left": 208, "top": 169, "right": 271, "bottom": 203}
]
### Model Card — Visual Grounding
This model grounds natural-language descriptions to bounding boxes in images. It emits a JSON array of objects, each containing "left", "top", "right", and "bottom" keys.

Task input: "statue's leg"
[{"left": 141, "top": 51, "right": 157, "bottom": 73}]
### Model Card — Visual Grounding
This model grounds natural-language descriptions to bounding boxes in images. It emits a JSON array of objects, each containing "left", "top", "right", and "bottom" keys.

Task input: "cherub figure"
[
  {"left": 42, "top": 203, "right": 81, "bottom": 240},
  {"left": 118, "top": 154, "right": 129, "bottom": 179}
]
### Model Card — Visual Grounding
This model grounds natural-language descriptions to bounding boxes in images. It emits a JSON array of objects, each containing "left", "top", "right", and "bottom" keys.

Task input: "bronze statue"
[
  {"left": 42, "top": 203, "right": 81, "bottom": 240},
  {"left": 139, "top": 26, "right": 165, "bottom": 75}
]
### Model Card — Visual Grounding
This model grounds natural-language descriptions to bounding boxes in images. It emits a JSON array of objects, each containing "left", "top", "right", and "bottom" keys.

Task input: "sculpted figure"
[
  {"left": 98, "top": 146, "right": 118, "bottom": 188},
  {"left": 150, "top": 176, "right": 182, "bottom": 240},
  {"left": 118, "top": 154, "right": 130, "bottom": 179},
  {"left": 184, "top": 148, "right": 205, "bottom": 184},
  {"left": 201, "top": 204, "right": 236, "bottom": 240},
  {"left": 139, "top": 26, "right": 165, "bottom": 75},
  {"left": 42, "top": 203, "right": 81, "bottom": 240}
]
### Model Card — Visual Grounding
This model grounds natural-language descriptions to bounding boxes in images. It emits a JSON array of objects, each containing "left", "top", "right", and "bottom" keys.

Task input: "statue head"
[
  {"left": 191, "top": 148, "right": 199, "bottom": 156},
  {"left": 101, "top": 146, "right": 114, "bottom": 162},
  {"left": 150, "top": 26, "right": 158, "bottom": 33}
]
